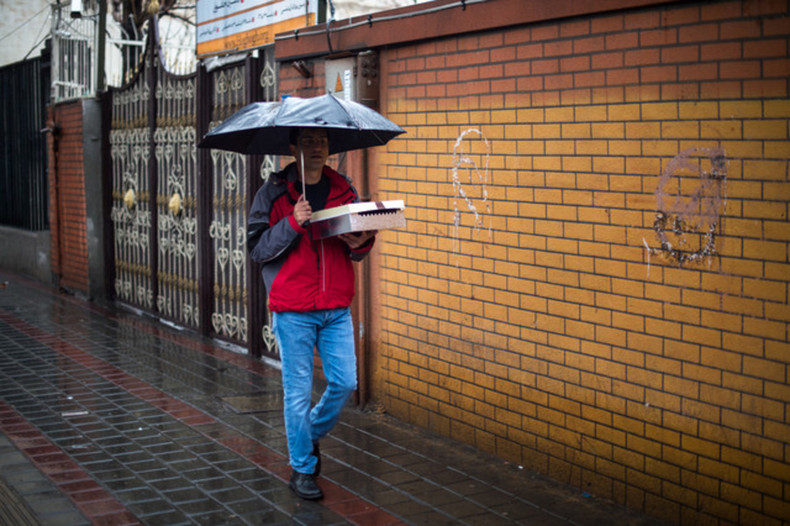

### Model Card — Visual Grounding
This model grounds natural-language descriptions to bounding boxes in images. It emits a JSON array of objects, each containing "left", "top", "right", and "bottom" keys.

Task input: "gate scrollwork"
[{"left": 109, "top": 39, "right": 277, "bottom": 354}]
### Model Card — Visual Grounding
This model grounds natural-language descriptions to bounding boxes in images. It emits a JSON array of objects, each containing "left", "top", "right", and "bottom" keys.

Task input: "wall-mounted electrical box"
[
  {"left": 325, "top": 57, "right": 356, "bottom": 102},
  {"left": 325, "top": 51, "right": 379, "bottom": 109}
]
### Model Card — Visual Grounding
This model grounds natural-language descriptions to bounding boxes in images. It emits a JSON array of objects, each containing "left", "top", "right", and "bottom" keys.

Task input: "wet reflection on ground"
[{"left": 0, "top": 273, "right": 666, "bottom": 525}]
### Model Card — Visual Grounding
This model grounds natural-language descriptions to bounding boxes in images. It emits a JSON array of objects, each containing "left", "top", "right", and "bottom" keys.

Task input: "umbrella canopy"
[{"left": 198, "top": 94, "right": 405, "bottom": 156}]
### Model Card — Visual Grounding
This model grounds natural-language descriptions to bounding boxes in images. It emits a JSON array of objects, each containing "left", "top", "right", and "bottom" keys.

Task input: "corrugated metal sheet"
[{"left": 0, "top": 55, "right": 50, "bottom": 231}]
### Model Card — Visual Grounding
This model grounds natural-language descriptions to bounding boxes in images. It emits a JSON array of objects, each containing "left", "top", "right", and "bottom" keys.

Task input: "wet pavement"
[{"left": 0, "top": 269, "right": 666, "bottom": 526}]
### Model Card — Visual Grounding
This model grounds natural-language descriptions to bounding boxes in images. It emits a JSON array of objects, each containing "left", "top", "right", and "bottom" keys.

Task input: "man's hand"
[
  {"left": 338, "top": 230, "right": 377, "bottom": 250},
  {"left": 293, "top": 195, "right": 312, "bottom": 226}
]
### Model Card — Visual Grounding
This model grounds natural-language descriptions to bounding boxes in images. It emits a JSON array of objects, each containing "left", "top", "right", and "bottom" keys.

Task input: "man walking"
[{"left": 246, "top": 127, "right": 375, "bottom": 500}]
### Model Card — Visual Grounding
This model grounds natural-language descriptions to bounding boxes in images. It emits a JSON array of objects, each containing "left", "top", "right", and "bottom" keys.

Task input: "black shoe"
[
  {"left": 289, "top": 471, "right": 323, "bottom": 500},
  {"left": 312, "top": 442, "right": 321, "bottom": 477}
]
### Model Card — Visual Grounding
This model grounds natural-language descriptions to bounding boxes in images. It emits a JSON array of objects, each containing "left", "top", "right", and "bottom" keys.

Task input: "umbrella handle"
[{"left": 300, "top": 149, "right": 306, "bottom": 201}]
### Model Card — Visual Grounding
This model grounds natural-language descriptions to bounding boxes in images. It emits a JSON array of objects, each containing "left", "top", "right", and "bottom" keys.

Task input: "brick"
[
  {"left": 698, "top": 494, "right": 739, "bottom": 522},
  {"left": 624, "top": 47, "right": 659, "bottom": 68},
  {"left": 627, "top": 433, "right": 662, "bottom": 459},
  {"left": 743, "top": 277, "right": 787, "bottom": 302},
  {"left": 744, "top": 119, "right": 788, "bottom": 139},
  {"left": 678, "top": 101, "right": 719, "bottom": 119},
  {"left": 605, "top": 66, "right": 639, "bottom": 86},
  {"left": 742, "top": 317, "right": 785, "bottom": 341},
  {"left": 764, "top": 340, "right": 790, "bottom": 364},
  {"left": 764, "top": 137, "right": 790, "bottom": 158},
  {"left": 661, "top": 44, "right": 700, "bottom": 64},
  {"left": 722, "top": 59, "right": 763, "bottom": 80},
  {"left": 641, "top": 64, "right": 679, "bottom": 83},
  {"left": 763, "top": 497, "right": 790, "bottom": 525},
  {"left": 661, "top": 120, "right": 700, "bottom": 138},
  {"left": 660, "top": 411, "right": 698, "bottom": 439},
  {"left": 764, "top": 99, "right": 790, "bottom": 117},
  {"left": 744, "top": 38, "right": 788, "bottom": 59},
  {"left": 764, "top": 458, "right": 790, "bottom": 483},
  {"left": 683, "top": 435, "right": 722, "bottom": 462},
  {"left": 743, "top": 78, "right": 788, "bottom": 98},
  {"left": 741, "top": 434, "right": 784, "bottom": 468},
  {"left": 715, "top": 253, "right": 761, "bottom": 278},
  {"left": 721, "top": 481, "right": 763, "bottom": 511},
  {"left": 561, "top": 55, "right": 590, "bottom": 73},
  {"left": 721, "top": 19, "right": 764, "bottom": 39}
]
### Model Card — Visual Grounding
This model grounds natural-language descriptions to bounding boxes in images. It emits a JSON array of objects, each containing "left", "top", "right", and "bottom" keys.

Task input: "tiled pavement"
[{"left": 0, "top": 270, "right": 666, "bottom": 526}]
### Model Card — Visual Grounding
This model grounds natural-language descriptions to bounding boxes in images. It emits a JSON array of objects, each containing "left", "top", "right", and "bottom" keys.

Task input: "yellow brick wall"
[{"left": 372, "top": 2, "right": 790, "bottom": 524}]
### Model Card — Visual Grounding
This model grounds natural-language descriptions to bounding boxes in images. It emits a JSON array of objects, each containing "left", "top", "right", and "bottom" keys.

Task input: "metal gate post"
[
  {"left": 245, "top": 53, "right": 265, "bottom": 358},
  {"left": 146, "top": 28, "right": 160, "bottom": 307},
  {"left": 100, "top": 90, "right": 115, "bottom": 301},
  {"left": 196, "top": 62, "right": 214, "bottom": 337}
]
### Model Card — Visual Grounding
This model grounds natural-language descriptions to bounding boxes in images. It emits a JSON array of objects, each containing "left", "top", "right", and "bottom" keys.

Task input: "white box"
[{"left": 310, "top": 200, "right": 406, "bottom": 239}]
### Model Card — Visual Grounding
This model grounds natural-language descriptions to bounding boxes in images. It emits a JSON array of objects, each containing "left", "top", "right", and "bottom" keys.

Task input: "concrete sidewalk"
[{"left": 0, "top": 270, "right": 666, "bottom": 525}]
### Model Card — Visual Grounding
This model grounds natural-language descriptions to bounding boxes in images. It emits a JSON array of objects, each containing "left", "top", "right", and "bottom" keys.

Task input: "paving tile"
[
  {"left": 180, "top": 465, "right": 225, "bottom": 482},
  {"left": 205, "top": 485, "right": 258, "bottom": 503},
  {"left": 0, "top": 272, "right": 667, "bottom": 526},
  {"left": 33, "top": 512, "right": 92, "bottom": 526},
  {"left": 225, "top": 465, "right": 271, "bottom": 482},
  {"left": 176, "top": 496, "right": 226, "bottom": 515},
  {"left": 100, "top": 475, "right": 146, "bottom": 492},
  {"left": 238, "top": 473, "right": 282, "bottom": 492},
  {"left": 25, "top": 491, "right": 89, "bottom": 515},
  {"left": 192, "top": 509, "right": 243, "bottom": 525},
  {"left": 160, "top": 487, "right": 207, "bottom": 504},
  {"left": 376, "top": 468, "right": 424, "bottom": 486},
  {"left": 133, "top": 509, "right": 191, "bottom": 526},
  {"left": 112, "top": 487, "right": 162, "bottom": 504},
  {"left": 147, "top": 476, "right": 194, "bottom": 492},
  {"left": 237, "top": 506, "right": 292, "bottom": 524},
  {"left": 124, "top": 498, "right": 176, "bottom": 518},
  {"left": 196, "top": 476, "right": 247, "bottom": 493},
  {"left": 433, "top": 497, "right": 489, "bottom": 520},
  {"left": 398, "top": 508, "right": 456, "bottom": 525}
]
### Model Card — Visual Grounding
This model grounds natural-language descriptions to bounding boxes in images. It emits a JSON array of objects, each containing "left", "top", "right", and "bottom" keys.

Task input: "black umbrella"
[{"left": 198, "top": 94, "right": 405, "bottom": 156}]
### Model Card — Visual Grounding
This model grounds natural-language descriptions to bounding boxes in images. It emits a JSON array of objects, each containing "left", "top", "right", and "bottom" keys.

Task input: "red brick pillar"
[{"left": 48, "top": 101, "right": 89, "bottom": 295}]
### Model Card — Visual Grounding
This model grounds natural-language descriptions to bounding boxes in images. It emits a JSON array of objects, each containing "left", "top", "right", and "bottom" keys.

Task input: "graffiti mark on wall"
[
  {"left": 451, "top": 129, "right": 492, "bottom": 259},
  {"left": 645, "top": 147, "right": 727, "bottom": 268}
]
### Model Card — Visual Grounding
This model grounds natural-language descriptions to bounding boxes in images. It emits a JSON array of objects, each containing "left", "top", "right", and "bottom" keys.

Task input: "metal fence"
[
  {"left": 51, "top": 2, "right": 197, "bottom": 102},
  {"left": 0, "top": 55, "right": 50, "bottom": 231},
  {"left": 50, "top": 3, "right": 97, "bottom": 101}
]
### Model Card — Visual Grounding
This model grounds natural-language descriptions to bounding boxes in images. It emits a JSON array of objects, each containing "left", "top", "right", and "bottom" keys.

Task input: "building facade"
[{"left": 275, "top": 1, "right": 790, "bottom": 524}]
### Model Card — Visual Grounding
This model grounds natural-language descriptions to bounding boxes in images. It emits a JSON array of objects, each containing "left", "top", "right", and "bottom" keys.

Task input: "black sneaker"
[
  {"left": 289, "top": 471, "right": 323, "bottom": 500},
  {"left": 312, "top": 442, "right": 321, "bottom": 477}
]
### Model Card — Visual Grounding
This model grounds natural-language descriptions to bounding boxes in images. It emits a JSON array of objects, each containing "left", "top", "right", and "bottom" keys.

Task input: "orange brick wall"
[
  {"left": 372, "top": 2, "right": 790, "bottom": 525},
  {"left": 48, "top": 101, "right": 89, "bottom": 294}
]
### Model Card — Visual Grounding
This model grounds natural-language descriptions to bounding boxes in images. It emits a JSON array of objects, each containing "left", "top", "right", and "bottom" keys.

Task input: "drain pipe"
[
  {"left": 359, "top": 146, "right": 371, "bottom": 405},
  {"left": 42, "top": 116, "right": 62, "bottom": 287}
]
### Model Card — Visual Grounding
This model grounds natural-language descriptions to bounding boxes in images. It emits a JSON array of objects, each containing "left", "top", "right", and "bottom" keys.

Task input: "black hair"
[
  {"left": 289, "top": 127, "right": 330, "bottom": 146},
  {"left": 289, "top": 127, "right": 301, "bottom": 146}
]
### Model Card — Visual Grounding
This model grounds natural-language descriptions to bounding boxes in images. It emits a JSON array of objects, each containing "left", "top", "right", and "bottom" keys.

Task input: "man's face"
[{"left": 290, "top": 129, "right": 329, "bottom": 173}]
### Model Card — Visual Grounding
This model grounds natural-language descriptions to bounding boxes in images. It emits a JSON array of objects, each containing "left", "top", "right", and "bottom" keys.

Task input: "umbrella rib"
[{"left": 327, "top": 94, "right": 360, "bottom": 128}]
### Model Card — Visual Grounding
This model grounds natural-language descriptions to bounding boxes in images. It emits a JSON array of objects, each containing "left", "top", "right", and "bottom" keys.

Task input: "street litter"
[{"left": 61, "top": 410, "right": 89, "bottom": 417}]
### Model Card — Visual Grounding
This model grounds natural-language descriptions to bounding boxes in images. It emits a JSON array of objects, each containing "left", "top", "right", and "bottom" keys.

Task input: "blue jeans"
[{"left": 273, "top": 308, "right": 357, "bottom": 474}]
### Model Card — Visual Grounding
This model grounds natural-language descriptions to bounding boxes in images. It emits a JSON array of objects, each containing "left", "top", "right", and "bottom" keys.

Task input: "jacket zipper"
[{"left": 320, "top": 239, "right": 326, "bottom": 293}]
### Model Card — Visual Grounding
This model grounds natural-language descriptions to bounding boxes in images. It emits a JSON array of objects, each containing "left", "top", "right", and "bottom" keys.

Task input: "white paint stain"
[
  {"left": 647, "top": 147, "right": 727, "bottom": 266},
  {"left": 451, "top": 128, "right": 492, "bottom": 261}
]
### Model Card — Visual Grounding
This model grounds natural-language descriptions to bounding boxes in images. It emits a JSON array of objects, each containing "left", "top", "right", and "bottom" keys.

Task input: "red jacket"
[{"left": 247, "top": 163, "right": 374, "bottom": 312}]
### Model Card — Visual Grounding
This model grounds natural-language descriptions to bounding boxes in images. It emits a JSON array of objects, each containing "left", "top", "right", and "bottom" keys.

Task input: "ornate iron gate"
[
  {"left": 155, "top": 70, "right": 199, "bottom": 327},
  {"left": 208, "top": 65, "right": 249, "bottom": 343},
  {"left": 107, "top": 27, "right": 277, "bottom": 357},
  {"left": 109, "top": 54, "right": 154, "bottom": 311}
]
